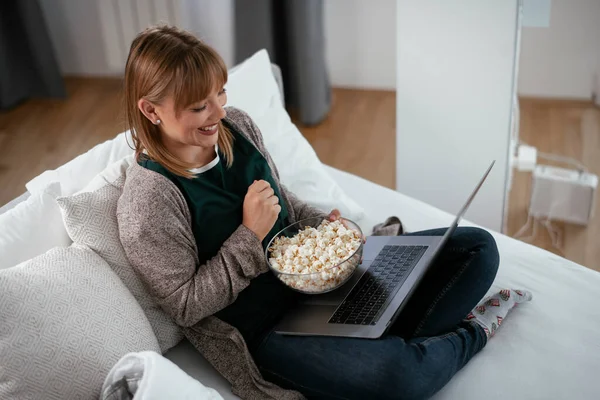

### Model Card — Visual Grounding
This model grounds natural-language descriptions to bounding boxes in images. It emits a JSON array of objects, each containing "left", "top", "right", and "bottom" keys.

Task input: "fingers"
[
  {"left": 250, "top": 180, "right": 271, "bottom": 193},
  {"left": 328, "top": 209, "right": 353, "bottom": 231},
  {"left": 328, "top": 209, "right": 341, "bottom": 221},
  {"left": 248, "top": 181, "right": 280, "bottom": 210},
  {"left": 260, "top": 187, "right": 275, "bottom": 200},
  {"left": 268, "top": 195, "right": 280, "bottom": 205}
]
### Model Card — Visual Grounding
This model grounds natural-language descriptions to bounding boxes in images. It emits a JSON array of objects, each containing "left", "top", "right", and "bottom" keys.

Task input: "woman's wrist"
[{"left": 241, "top": 223, "right": 265, "bottom": 242}]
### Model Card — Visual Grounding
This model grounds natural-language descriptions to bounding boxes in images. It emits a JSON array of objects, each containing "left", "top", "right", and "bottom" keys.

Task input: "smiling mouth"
[
  {"left": 197, "top": 123, "right": 218, "bottom": 136},
  {"left": 199, "top": 123, "right": 217, "bottom": 131}
]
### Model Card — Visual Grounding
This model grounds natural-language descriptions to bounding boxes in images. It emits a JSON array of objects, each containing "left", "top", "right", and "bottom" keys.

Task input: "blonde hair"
[{"left": 124, "top": 25, "right": 234, "bottom": 178}]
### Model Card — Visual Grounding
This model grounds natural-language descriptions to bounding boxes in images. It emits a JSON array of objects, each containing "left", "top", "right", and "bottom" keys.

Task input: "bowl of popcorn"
[{"left": 266, "top": 217, "right": 364, "bottom": 294}]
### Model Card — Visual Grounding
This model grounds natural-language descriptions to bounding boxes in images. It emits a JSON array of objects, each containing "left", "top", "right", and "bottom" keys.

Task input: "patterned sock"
[{"left": 465, "top": 289, "right": 533, "bottom": 338}]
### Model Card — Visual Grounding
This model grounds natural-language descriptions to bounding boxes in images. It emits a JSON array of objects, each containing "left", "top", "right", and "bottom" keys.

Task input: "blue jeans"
[{"left": 251, "top": 227, "right": 499, "bottom": 400}]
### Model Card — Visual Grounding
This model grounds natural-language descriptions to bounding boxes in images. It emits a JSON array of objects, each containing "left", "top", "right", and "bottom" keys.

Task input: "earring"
[{"left": 155, "top": 119, "right": 161, "bottom": 125}]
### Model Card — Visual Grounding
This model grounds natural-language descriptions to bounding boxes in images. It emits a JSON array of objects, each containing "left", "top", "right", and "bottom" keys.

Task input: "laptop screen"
[{"left": 433, "top": 160, "right": 495, "bottom": 253}]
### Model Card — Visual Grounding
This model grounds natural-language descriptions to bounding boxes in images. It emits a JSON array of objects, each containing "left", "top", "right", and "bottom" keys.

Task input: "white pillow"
[
  {"left": 0, "top": 244, "right": 160, "bottom": 400},
  {"left": 101, "top": 351, "right": 224, "bottom": 400},
  {"left": 26, "top": 131, "right": 135, "bottom": 196},
  {"left": 78, "top": 154, "right": 135, "bottom": 193},
  {"left": 226, "top": 49, "right": 366, "bottom": 221},
  {"left": 0, "top": 182, "right": 71, "bottom": 269},
  {"left": 57, "top": 156, "right": 184, "bottom": 353}
]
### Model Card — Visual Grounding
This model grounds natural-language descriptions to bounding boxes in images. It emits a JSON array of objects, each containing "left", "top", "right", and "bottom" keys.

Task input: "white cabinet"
[{"left": 395, "top": 0, "right": 522, "bottom": 232}]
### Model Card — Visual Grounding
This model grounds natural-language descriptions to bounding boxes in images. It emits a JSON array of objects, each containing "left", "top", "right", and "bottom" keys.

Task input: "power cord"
[{"left": 513, "top": 199, "right": 565, "bottom": 255}]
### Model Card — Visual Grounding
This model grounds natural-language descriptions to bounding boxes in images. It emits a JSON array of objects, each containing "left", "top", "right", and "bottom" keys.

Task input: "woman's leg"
[
  {"left": 389, "top": 226, "right": 500, "bottom": 338},
  {"left": 252, "top": 321, "right": 486, "bottom": 400},
  {"left": 251, "top": 227, "right": 526, "bottom": 399}
]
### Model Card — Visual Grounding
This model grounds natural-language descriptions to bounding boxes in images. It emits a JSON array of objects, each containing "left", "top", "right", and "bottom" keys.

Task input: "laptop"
[{"left": 274, "top": 160, "right": 495, "bottom": 339}]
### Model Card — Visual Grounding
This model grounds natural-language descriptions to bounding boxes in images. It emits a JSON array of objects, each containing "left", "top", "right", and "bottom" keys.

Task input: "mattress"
[{"left": 166, "top": 166, "right": 600, "bottom": 399}]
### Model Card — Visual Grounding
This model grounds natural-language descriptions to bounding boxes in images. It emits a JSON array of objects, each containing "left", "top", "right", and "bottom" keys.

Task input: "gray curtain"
[
  {"left": 234, "top": 0, "right": 331, "bottom": 126},
  {"left": 0, "top": 0, "right": 65, "bottom": 110}
]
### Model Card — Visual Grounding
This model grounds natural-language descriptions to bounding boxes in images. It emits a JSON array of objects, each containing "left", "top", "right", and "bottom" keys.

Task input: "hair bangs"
[{"left": 170, "top": 47, "right": 228, "bottom": 112}]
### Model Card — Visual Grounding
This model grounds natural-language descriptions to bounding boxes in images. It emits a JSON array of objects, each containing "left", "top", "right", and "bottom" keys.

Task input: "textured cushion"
[
  {"left": 0, "top": 244, "right": 160, "bottom": 400},
  {"left": 57, "top": 156, "right": 184, "bottom": 353},
  {"left": 0, "top": 182, "right": 71, "bottom": 270}
]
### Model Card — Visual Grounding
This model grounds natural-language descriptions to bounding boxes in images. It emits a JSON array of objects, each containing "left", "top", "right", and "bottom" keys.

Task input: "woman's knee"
[{"left": 457, "top": 227, "right": 499, "bottom": 280}]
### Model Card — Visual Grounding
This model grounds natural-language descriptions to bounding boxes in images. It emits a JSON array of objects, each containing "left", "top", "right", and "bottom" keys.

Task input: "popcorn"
[{"left": 268, "top": 220, "right": 362, "bottom": 293}]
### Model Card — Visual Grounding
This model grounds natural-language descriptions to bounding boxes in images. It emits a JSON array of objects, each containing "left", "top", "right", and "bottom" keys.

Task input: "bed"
[{"left": 1, "top": 50, "right": 599, "bottom": 400}]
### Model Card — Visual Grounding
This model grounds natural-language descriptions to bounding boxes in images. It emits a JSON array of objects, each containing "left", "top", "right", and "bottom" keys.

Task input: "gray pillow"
[
  {"left": 0, "top": 245, "right": 160, "bottom": 400},
  {"left": 57, "top": 174, "right": 184, "bottom": 353}
]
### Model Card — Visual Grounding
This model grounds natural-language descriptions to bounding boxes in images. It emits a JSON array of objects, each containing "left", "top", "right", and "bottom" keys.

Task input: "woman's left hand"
[
  {"left": 327, "top": 209, "right": 342, "bottom": 222},
  {"left": 327, "top": 209, "right": 366, "bottom": 244}
]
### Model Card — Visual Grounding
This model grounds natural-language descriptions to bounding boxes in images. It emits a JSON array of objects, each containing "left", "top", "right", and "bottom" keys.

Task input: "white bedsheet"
[{"left": 167, "top": 166, "right": 600, "bottom": 400}]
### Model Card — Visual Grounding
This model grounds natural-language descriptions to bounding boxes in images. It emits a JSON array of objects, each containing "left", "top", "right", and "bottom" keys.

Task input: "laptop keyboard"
[{"left": 328, "top": 245, "right": 427, "bottom": 326}]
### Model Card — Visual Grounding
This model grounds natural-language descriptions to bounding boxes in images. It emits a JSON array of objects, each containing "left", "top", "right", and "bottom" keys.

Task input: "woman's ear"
[{"left": 137, "top": 98, "right": 160, "bottom": 125}]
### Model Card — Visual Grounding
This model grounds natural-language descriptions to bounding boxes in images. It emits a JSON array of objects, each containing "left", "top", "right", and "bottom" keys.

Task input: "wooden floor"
[
  {"left": 0, "top": 78, "right": 126, "bottom": 204},
  {"left": 294, "top": 89, "right": 396, "bottom": 189},
  {"left": 1, "top": 78, "right": 599, "bottom": 271}
]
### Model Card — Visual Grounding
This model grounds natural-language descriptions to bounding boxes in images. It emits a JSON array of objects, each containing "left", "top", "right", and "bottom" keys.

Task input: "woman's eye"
[
  {"left": 218, "top": 88, "right": 227, "bottom": 95},
  {"left": 191, "top": 105, "right": 207, "bottom": 112}
]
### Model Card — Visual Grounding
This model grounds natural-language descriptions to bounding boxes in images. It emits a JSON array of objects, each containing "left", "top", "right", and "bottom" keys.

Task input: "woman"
[{"left": 117, "top": 26, "right": 532, "bottom": 400}]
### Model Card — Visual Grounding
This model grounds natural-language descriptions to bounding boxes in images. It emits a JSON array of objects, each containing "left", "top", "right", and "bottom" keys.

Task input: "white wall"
[
  {"left": 518, "top": 0, "right": 600, "bottom": 99},
  {"left": 324, "top": 0, "right": 396, "bottom": 90},
  {"left": 396, "top": 0, "right": 520, "bottom": 232}
]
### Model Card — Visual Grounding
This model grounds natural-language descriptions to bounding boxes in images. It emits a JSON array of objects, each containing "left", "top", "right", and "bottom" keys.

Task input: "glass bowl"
[{"left": 265, "top": 217, "right": 363, "bottom": 294}]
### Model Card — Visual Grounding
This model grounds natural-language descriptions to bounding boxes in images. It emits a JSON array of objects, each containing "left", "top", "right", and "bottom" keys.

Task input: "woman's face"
[{"left": 142, "top": 86, "right": 228, "bottom": 153}]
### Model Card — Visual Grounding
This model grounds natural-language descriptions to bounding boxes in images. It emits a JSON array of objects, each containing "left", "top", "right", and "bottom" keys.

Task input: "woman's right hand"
[{"left": 243, "top": 180, "right": 281, "bottom": 241}]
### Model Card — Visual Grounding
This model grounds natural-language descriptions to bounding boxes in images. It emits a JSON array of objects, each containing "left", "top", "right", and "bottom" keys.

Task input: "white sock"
[{"left": 465, "top": 289, "right": 533, "bottom": 338}]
